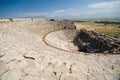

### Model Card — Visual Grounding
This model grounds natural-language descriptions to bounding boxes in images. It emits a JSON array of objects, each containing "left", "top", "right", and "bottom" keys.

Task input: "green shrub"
[
  {"left": 50, "top": 19, "right": 55, "bottom": 21},
  {"left": 9, "top": 18, "right": 13, "bottom": 22}
]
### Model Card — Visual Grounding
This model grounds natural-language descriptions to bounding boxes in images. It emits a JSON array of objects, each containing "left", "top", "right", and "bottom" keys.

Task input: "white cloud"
[
  {"left": 17, "top": 6, "right": 120, "bottom": 19},
  {"left": 53, "top": 8, "right": 75, "bottom": 13},
  {"left": 53, "top": 10, "right": 65, "bottom": 13},
  {"left": 67, "top": 9, "right": 75, "bottom": 11},
  {"left": 17, "top": 12, "right": 48, "bottom": 17},
  {"left": 18, "top": 8, "right": 75, "bottom": 17},
  {"left": 88, "top": 0, "right": 120, "bottom": 8},
  {"left": 22, "top": 12, "right": 47, "bottom": 16}
]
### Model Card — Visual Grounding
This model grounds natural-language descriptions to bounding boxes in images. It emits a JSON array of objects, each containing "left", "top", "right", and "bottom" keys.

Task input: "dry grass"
[{"left": 75, "top": 22, "right": 120, "bottom": 38}]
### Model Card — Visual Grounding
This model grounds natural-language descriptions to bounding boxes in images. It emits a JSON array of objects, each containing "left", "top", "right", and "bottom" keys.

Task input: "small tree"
[
  {"left": 50, "top": 19, "right": 55, "bottom": 21},
  {"left": 9, "top": 18, "right": 13, "bottom": 22}
]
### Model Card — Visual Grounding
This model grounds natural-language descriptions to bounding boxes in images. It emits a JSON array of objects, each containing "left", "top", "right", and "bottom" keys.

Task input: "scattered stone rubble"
[{"left": 76, "top": 29, "right": 120, "bottom": 53}]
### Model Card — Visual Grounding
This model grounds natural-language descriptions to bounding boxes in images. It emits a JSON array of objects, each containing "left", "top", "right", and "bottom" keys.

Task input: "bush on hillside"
[{"left": 50, "top": 19, "right": 55, "bottom": 21}]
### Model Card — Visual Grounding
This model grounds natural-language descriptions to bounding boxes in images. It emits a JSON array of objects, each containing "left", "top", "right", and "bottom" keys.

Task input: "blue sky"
[{"left": 0, "top": 0, "right": 120, "bottom": 19}]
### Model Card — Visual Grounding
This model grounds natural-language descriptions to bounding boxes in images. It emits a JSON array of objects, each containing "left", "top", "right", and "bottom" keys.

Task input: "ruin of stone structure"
[{"left": 75, "top": 29, "right": 120, "bottom": 53}]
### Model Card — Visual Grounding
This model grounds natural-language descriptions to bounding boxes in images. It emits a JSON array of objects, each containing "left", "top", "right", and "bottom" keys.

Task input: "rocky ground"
[{"left": 0, "top": 20, "right": 120, "bottom": 80}]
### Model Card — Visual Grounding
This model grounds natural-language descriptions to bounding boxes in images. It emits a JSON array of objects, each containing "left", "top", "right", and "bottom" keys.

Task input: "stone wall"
[{"left": 76, "top": 29, "right": 120, "bottom": 53}]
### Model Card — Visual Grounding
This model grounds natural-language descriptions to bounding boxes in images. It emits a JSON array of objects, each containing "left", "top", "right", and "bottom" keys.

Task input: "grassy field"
[{"left": 75, "top": 22, "right": 120, "bottom": 38}]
